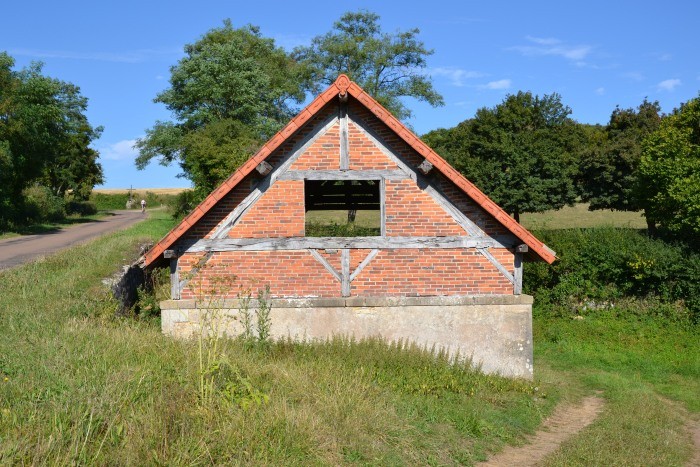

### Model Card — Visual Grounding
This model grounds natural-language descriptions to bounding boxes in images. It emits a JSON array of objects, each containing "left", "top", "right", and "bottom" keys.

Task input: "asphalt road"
[{"left": 0, "top": 210, "right": 148, "bottom": 271}]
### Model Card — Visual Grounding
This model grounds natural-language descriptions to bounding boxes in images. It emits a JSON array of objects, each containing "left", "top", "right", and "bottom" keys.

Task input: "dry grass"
[
  {"left": 521, "top": 203, "right": 648, "bottom": 230},
  {"left": 93, "top": 188, "right": 190, "bottom": 196}
]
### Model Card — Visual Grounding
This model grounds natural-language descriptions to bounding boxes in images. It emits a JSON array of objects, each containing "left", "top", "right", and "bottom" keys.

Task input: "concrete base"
[{"left": 160, "top": 295, "right": 534, "bottom": 379}]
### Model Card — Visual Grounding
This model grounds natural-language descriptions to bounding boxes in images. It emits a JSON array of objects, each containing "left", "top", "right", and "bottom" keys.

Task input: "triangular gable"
[{"left": 143, "top": 75, "right": 556, "bottom": 268}]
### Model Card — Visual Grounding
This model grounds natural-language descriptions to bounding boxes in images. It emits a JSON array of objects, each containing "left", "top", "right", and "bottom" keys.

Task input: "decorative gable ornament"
[{"left": 145, "top": 75, "right": 555, "bottom": 378}]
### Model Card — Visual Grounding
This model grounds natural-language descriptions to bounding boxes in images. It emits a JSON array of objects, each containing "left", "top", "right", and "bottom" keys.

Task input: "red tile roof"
[{"left": 143, "top": 75, "right": 556, "bottom": 267}]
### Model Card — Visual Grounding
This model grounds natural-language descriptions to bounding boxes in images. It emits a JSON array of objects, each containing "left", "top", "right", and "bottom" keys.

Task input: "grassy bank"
[
  {"left": 1, "top": 210, "right": 697, "bottom": 464},
  {"left": 0, "top": 211, "right": 552, "bottom": 464}
]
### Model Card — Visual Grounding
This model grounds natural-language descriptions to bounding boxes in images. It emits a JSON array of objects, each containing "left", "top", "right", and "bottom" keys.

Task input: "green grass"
[
  {"left": 0, "top": 211, "right": 554, "bottom": 465},
  {"left": 534, "top": 309, "right": 699, "bottom": 465},
  {"left": 521, "top": 203, "right": 648, "bottom": 230},
  {"left": 1, "top": 207, "right": 696, "bottom": 464}
]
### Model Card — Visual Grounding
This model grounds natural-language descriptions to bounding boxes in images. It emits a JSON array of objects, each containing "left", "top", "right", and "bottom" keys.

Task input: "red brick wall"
[
  {"left": 174, "top": 96, "right": 520, "bottom": 299},
  {"left": 227, "top": 180, "right": 305, "bottom": 238},
  {"left": 179, "top": 250, "right": 339, "bottom": 299},
  {"left": 385, "top": 179, "right": 465, "bottom": 236}
]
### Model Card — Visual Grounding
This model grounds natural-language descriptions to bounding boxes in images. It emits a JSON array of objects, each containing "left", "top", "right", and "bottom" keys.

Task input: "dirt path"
[
  {"left": 479, "top": 395, "right": 605, "bottom": 467},
  {"left": 0, "top": 210, "right": 147, "bottom": 271},
  {"left": 689, "top": 419, "right": 700, "bottom": 467}
]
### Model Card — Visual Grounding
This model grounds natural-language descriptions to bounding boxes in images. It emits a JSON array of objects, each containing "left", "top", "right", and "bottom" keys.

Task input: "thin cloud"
[
  {"left": 479, "top": 79, "right": 511, "bottom": 90},
  {"left": 99, "top": 139, "right": 140, "bottom": 161},
  {"left": 595, "top": 87, "right": 605, "bottom": 95},
  {"left": 657, "top": 79, "right": 681, "bottom": 92},
  {"left": 430, "top": 67, "right": 485, "bottom": 86},
  {"left": 509, "top": 36, "right": 592, "bottom": 61},
  {"left": 8, "top": 47, "right": 180, "bottom": 63},
  {"left": 622, "top": 71, "right": 645, "bottom": 81}
]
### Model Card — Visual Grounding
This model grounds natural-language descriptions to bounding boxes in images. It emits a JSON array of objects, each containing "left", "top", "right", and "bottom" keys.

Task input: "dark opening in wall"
[{"left": 304, "top": 179, "right": 381, "bottom": 236}]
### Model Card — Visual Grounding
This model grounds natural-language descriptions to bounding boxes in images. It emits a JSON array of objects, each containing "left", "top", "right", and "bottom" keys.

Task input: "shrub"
[
  {"left": 65, "top": 200, "right": 98, "bottom": 216},
  {"left": 22, "top": 185, "right": 65, "bottom": 222},
  {"left": 169, "top": 190, "right": 201, "bottom": 219},
  {"left": 525, "top": 227, "right": 700, "bottom": 322}
]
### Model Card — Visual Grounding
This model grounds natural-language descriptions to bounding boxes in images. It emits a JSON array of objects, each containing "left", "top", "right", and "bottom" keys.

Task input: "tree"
[
  {"left": 0, "top": 52, "right": 102, "bottom": 227},
  {"left": 135, "top": 21, "right": 305, "bottom": 196},
  {"left": 579, "top": 99, "right": 661, "bottom": 214},
  {"left": 638, "top": 96, "right": 700, "bottom": 239},
  {"left": 293, "top": 10, "right": 444, "bottom": 121},
  {"left": 424, "top": 92, "right": 582, "bottom": 222}
]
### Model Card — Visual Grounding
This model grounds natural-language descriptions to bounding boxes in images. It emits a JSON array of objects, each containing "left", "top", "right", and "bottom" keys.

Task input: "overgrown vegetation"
[
  {"left": 90, "top": 190, "right": 181, "bottom": 212},
  {"left": 525, "top": 227, "right": 700, "bottom": 322},
  {"left": 0, "top": 206, "right": 698, "bottom": 464}
]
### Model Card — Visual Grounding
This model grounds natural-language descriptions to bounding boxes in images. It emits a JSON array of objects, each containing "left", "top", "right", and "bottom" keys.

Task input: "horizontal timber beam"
[
  {"left": 278, "top": 170, "right": 410, "bottom": 181},
  {"left": 185, "top": 235, "right": 518, "bottom": 253}
]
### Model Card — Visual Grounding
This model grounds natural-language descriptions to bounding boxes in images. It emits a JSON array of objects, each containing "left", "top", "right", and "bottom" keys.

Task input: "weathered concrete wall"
[{"left": 161, "top": 294, "right": 534, "bottom": 379}]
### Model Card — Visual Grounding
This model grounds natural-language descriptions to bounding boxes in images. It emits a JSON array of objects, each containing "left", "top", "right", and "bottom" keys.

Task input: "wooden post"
[
  {"left": 340, "top": 102, "right": 349, "bottom": 171},
  {"left": 341, "top": 249, "right": 351, "bottom": 297},
  {"left": 513, "top": 252, "right": 523, "bottom": 295},
  {"left": 169, "top": 257, "right": 180, "bottom": 300}
]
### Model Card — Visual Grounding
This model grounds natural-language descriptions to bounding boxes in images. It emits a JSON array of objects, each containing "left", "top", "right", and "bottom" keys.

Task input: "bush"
[
  {"left": 525, "top": 227, "right": 700, "bottom": 322},
  {"left": 22, "top": 185, "right": 65, "bottom": 222},
  {"left": 169, "top": 190, "right": 201, "bottom": 219},
  {"left": 65, "top": 200, "right": 98, "bottom": 216}
]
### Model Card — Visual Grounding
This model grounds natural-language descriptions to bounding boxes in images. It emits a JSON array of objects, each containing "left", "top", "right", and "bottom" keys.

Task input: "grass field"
[
  {"left": 92, "top": 188, "right": 190, "bottom": 196},
  {"left": 0, "top": 208, "right": 697, "bottom": 464},
  {"left": 521, "top": 203, "right": 648, "bottom": 230}
]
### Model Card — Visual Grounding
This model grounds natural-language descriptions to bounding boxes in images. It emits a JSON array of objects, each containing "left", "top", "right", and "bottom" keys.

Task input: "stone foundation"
[{"left": 160, "top": 294, "right": 534, "bottom": 379}]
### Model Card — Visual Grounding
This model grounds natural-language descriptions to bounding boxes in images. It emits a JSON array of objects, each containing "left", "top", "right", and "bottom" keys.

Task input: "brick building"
[{"left": 143, "top": 75, "right": 555, "bottom": 378}]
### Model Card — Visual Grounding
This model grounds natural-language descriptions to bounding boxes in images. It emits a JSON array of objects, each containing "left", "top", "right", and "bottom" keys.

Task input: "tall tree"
[
  {"left": 579, "top": 99, "right": 661, "bottom": 213},
  {"left": 293, "top": 10, "right": 444, "bottom": 121},
  {"left": 135, "top": 21, "right": 305, "bottom": 196},
  {"left": 0, "top": 52, "right": 102, "bottom": 226},
  {"left": 424, "top": 92, "right": 582, "bottom": 222},
  {"left": 638, "top": 96, "right": 700, "bottom": 239}
]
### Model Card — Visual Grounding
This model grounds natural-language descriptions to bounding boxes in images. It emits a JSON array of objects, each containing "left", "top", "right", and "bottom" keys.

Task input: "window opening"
[{"left": 304, "top": 179, "right": 381, "bottom": 236}]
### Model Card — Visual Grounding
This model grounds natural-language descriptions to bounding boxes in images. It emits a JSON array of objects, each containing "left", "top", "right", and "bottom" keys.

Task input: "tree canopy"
[
  {"left": 0, "top": 52, "right": 102, "bottom": 227},
  {"left": 579, "top": 99, "right": 661, "bottom": 213},
  {"left": 424, "top": 91, "right": 583, "bottom": 221},
  {"left": 135, "top": 22, "right": 306, "bottom": 196},
  {"left": 293, "top": 10, "right": 444, "bottom": 121},
  {"left": 639, "top": 95, "right": 700, "bottom": 240}
]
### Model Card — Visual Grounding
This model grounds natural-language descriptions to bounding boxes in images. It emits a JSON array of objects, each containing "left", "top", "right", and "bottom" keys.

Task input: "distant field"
[
  {"left": 93, "top": 188, "right": 190, "bottom": 196},
  {"left": 520, "top": 203, "right": 647, "bottom": 230},
  {"left": 307, "top": 204, "right": 648, "bottom": 231}
]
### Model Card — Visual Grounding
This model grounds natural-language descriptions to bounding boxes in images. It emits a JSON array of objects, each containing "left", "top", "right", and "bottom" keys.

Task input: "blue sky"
[{"left": 3, "top": 1, "right": 698, "bottom": 188}]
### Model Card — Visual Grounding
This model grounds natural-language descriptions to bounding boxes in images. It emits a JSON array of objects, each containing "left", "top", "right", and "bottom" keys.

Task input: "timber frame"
[{"left": 144, "top": 75, "right": 556, "bottom": 302}]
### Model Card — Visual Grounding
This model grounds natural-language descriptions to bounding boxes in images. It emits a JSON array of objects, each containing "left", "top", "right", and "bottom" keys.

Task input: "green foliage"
[
  {"left": 525, "top": 227, "right": 700, "bottom": 321},
  {"left": 305, "top": 220, "right": 380, "bottom": 237},
  {"left": 639, "top": 95, "right": 700, "bottom": 240},
  {"left": 90, "top": 191, "right": 180, "bottom": 212},
  {"left": 65, "top": 200, "right": 97, "bottom": 216},
  {"left": 169, "top": 189, "right": 201, "bottom": 219},
  {"left": 294, "top": 10, "right": 444, "bottom": 121},
  {"left": 0, "top": 52, "right": 102, "bottom": 229},
  {"left": 135, "top": 22, "right": 305, "bottom": 193},
  {"left": 424, "top": 91, "right": 582, "bottom": 221},
  {"left": 579, "top": 99, "right": 662, "bottom": 213},
  {"left": 21, "top": 185, "right": 66, "bottom": 223}
]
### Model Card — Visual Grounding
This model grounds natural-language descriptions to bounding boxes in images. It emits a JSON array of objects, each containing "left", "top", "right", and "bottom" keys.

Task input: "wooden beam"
[
  {"left": 278, "top": 170, "right": 409, "bottom": 181},
  {"left": 308, "top": 249, "right": 341, "bottom": 282},
  {"left": 380, "top": 178, "right": 386, "bottom": 236},
  {"left": 349, "top": 249, "right": 380, "bottom": 281},
  {"left": 211, "top": 113, "right": 338, "bottom": 239},
  {"left": 478, "top": 247, "right": 516, "bottom": 285},
  {"left": 513, "top": 252, "right": 523, "bottom": 295},
  {"left": 341, "top": 249, "right": 350, "bottom": 296},
  {"left": 163, "top": 249, "right": 176, "bottom": 259},
  {"left": 418, "top": 159, "right": 433, "bottom": 175},
  {"left": 185, "top": 235, "right": 517, "bottom": 253},
  {"left": 256, "top": 161, "right": 272, "bottom": 176},
  {"left": 340, "top": 103, "right": 349, "bottom": 171},
  {"left": 169, "top": 258, "right": 180, "bottom": 300}
]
